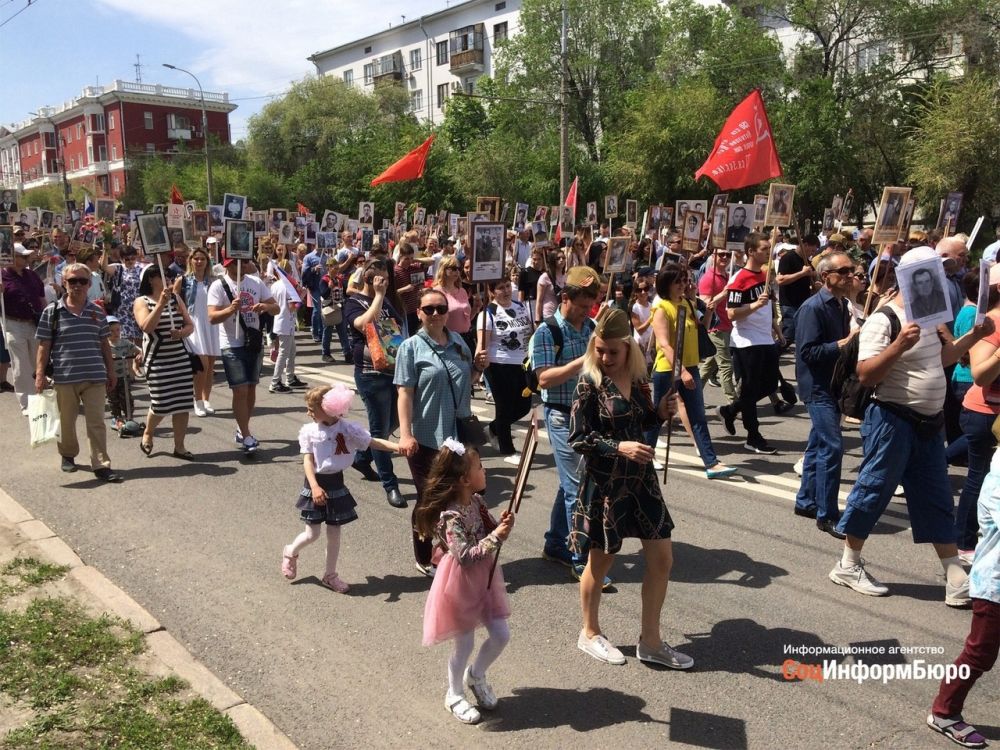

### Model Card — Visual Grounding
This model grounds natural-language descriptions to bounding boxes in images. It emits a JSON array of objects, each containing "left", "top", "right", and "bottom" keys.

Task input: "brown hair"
[
  {"left": 304, "top": 385, "right": 331, "bottom": 414},
  {"left": 413, "top": 444, "right": 478, "bottom": 539}
]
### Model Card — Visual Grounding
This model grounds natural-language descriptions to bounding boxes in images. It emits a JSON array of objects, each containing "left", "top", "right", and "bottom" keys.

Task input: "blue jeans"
[
  {"left": 796, "top": 397, "right": 843, "bottom": 521},
  {"left": 648, "top": 368, "right": 719, "bottom": 469},
  {"left": 837, "top": 403, "right": 955, "bottom": 543},
  {"left": 955, "top": 408, "right": 996, "bottom": 549},
  {"left": 946, "top": 380, "right": 973, "bottom": 464},
  {"left": 543, "top": 406, "right": 585, "bottom": 566},
  {"left": 310, "top": 290, "right": 324, "bottom": 341},
  {"left": 780, "top": 304, "right": 799, "bottom": 344},
  {"left": 354, "top": 371, "right": 399, "bottom": 491},
  {"left": 321, "top": 316, "right": 351, "bottom": 360}
]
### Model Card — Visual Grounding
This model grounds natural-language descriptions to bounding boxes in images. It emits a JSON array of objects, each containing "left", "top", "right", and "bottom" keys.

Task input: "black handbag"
[{"left": 425, "top": 332, "right": 488, "bottom": 447}]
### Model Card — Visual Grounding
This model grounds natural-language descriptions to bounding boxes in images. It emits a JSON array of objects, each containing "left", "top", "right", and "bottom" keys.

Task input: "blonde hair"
[
  {"left": 435, "top": 255, "right": 460, "bottom": 289},
  {"left": 580, "top": 332, "right": 648, "bottom": 385}
]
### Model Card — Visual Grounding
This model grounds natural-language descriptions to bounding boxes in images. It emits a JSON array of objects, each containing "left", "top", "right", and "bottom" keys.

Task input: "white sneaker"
[
  {"left": 502, "top": 454, "right": 521, "bottom": 466},
  {"left": 793, "top": 457, "right": 803, "bottom": 476},
  {"left": 203, "top": 401, "right": 216, "bottom": 415},
  {"left": 652, "top": 460, "right": 664, "bottom": 471},
  {"left": 577, "top": 630, "right": 626, "bottom": 665},
  {"left": 636, "top": 640, "right": 694, "bottom": 670},
  {"left": 893, "top": 484, "right": 904, "bottom": 497},
  {"left": 828, "top": 559, "right": 889, "bottom": 596},
  {"left": 193, "top": 400, "right": 207, "bottom": 417},
  {"left": 945, "top": 577, "right": 971, "bottom": 608}
]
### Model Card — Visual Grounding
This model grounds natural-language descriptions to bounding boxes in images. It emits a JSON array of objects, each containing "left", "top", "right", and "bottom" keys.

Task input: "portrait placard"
[
  {"left": 558, "top": 204, "right": 575, "bottom": 236},
  {"left": 896, "top": 256, "right": 952, "bottom": 329},
  {"left": 898, "top": 198, "right": 915, "bottom": 242},
  {"left": 136, "top": 213, "right": 171, "bottom": 256},
  {"left": 604, "top": 236, "right": 629, "bottom": 275},
  {"left": 764, "top": 183, "right": 795, "bottom": 228},
  {"left": 872, "top": 186, "right": 911, "bottom": 245},
  {"left": 0, "top": 226, "right": 14, "bottom": 268},
  {"left": 393, "top": 202, "right": 406, "bottom": 225},
  {"left": 661, "top": 206, "right": 674, "bottom": 231},
  {"left": 192, "top": 210, "right": 210, "bottom": 238},
  {"left": 976, "top": 261, "right": 992, "bottom": 326},
  {"left": 477, "top": 197, "right": 501, "bottom": 222},
  {"left": 822, "top": 209, "right": 836, "bottom": 233},
  {"left": 166, "top": 203, "right": 185, "bottom": 229},
  {"left": 469, "top": 222, "right": 505, "bottom": 283},
  {"left": 269, "top": 208, "right": 288, "bottom": 231},
  {"left": 530, "top": 220, "right": 548, "bottom": 243},
  {"left": 317, "top": 232, "right": 336, "bottom": 250},
  {"left": 533, "top": 205, "right": 548, "bottom": 223},
  {"left": 830, "top": 194, "right": 843, "bottom": 222},
  {"left": 710, "top": 206, "right": 727, "bottom": 250},
  {"left": 449, "top": 213, "right": 459, "bottom": 237},
  {"left": 648, "top": 204, "right": 661, "bottom": 231},
  {"left": 681, "top": 211, "right": 705, "bottom": 253},
  {"left": 320, "top": 210, "right": 341, "bottom": 233},
  {"left": 549, "top": 206, "right": 560, "bottom": 227},
  {"left": 752, "top": 194, "right": 768, "bottom": 230},
  {"left": 604, "top": 195, "right": 618, "bottom": 219},
  {"left": 840, "top": 192, "right": 854, "bottom": 223},
  {"left": 711, "top": 193, "right": 729, "bottom": 212},
  {"left": 208, "top": 205, "right": 224, "bottom": 232},
  {"left": 222, "top": 193, "right": 247, "bottom": 220},
  {"left": 305, "top": 221, "right": 318, "bottom": 245},
  {"left": 250, "top": 210, "right": 267, "bottom": 237},
  {"left": 0, "top": 188, "right": 20, "bottom": 212},
  {"left": 939, "top": 191, "right": 964, "bottom": 235},
  {"left": 500, "top": 202, "right": 509, "bottom": 224},
  {"left": 358, "top": 201, "right": 375, "bottom": 227},
  {"left": 726, "top": 204, "right": 751, "bottom": 251},
  {"left": 412, "top": 206, "right": 426, "bottom": 226},
  {"left": 225, "top": 219, "right": 254, "bottom": 260},
  {"left": 625, "top": 199, "right": 638, "bottom": 227},
  {"left": 512, "top": 202, "right": 529, "bottom": 231},
  {"left": 347, "top": 219, "right": 359, "bottom": 235},
  {"left": 95, "top": 199, "right": 115, "bottom": 222},
  {"left": 39, "top": 210, "right": 54, "bottom": 229},
  {"left": 278, "top": 221, "right": 295, "bottom": 245}
]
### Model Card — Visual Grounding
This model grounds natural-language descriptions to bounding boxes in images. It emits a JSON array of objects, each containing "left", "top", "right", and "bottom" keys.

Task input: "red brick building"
[{"left": 0, "top": 79, "right": 236, "bottom": 201}]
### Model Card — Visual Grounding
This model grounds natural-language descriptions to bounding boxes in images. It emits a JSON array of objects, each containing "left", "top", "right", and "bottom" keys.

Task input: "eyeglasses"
[
  {"left": 420, "top": 304, "right": 448, "bottom": 316},
  {"left": 827, "top": 266, "right": 855, "bottom": 276},
  {"left": 66, "top": 277, "right": 90, "bottom": 286},
  {"left": 717, "top": 253, "right": 731, "bottom": 258},
  {"left": 854, "top": 273, "right": 868, "bottom": 281},
  {"left": 637, "top": 287, "right": 649, "bottom": 293}
]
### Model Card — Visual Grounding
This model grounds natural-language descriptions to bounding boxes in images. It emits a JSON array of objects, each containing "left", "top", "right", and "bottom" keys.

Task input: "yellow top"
[{"left": 652, "top": 298, "right": 700, "bottom": 372}]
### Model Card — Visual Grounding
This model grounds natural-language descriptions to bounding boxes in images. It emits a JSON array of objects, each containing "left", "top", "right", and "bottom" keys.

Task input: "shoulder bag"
[{"left": 424, "top": 331, "right": 487, "bottom": 446}]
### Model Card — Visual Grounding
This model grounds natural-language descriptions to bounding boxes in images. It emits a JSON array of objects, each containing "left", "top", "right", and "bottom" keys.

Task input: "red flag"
[
  {"left": 694, "top": 89, "right": 781, "bottom": 190},
  {"left": 170, "top": 185, "right": 184, "bottom": 204},
  {"left": 553, "top": 176, "right": 578, "bottom": 245},
  {"left": 370, "top": 135, "right": 435, "bottom": 186},
  {"left": 296, "top": 202, "right": 309, "bottom": 216}
]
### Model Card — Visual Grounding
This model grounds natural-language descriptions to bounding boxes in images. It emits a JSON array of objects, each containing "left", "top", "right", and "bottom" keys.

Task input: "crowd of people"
[{"left": 2, "top": 206, "right": 999, "bottom": 743}]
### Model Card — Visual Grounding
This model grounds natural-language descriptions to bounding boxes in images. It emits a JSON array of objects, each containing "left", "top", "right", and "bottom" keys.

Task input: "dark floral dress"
[{"left": 569, "top": 374, "right": 674, "bottom": 555}]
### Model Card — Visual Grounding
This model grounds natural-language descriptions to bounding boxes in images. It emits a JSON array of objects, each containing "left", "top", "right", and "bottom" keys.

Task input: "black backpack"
[
  {"left": 522, "top": 315, "right": 595, "bottom": 396},
  {"left": 830, "top": 307, "right": 901, "bottom": 419}
]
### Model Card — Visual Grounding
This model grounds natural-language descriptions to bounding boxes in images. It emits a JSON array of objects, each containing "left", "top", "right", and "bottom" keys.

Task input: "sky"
[{"left": 0, "top": 0, "right": 447, "bottom": 141}]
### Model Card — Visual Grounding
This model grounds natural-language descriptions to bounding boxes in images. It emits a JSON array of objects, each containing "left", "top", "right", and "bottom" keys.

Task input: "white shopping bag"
[{"left": 27, "top": 390, "right": 60, "bottom": 448}]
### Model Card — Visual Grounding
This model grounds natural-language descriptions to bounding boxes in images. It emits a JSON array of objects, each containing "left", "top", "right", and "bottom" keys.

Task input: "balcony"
[
  {"left": 449, "top": 24, "right": 485, "bottom": 75},
  {"left": 372, "top": 51, "right": 404, "bottom": 84},
  {"left": 450, "top": 48, "right": 484, "bottom": 75},
  {"left": 167, "top": 127, "right": 192, "bottom": 140}
]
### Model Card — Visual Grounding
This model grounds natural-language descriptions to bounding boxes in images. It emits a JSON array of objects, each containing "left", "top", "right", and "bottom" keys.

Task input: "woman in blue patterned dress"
[{"left": 569, "top": 307, "right": 692, "bottom": 671}]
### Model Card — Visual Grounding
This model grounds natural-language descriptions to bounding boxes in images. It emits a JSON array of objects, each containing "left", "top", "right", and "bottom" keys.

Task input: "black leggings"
[{"left": 483, "top": 362, "right": 531, "bottom": 453}]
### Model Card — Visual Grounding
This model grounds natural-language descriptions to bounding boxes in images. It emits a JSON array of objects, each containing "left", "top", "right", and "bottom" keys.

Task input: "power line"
[{"left": 0, "top": 0, "right": 37, "bottom": 29}]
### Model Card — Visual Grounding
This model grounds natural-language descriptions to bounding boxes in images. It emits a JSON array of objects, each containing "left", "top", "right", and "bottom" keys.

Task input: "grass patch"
[{"left": 1, "top": 558, "right": 69, "bottom": 587}]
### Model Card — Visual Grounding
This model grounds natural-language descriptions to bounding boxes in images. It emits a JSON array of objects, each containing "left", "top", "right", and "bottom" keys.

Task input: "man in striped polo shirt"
[
  {"left": 830, "top": 247, "right": 991, "bottom": 605},
  {"left": 34, "top": 263, "right": 122, "bottom": 482}
]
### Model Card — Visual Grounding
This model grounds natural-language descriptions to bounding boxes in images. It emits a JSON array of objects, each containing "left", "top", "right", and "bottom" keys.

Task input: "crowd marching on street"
[{"left": 2, "top": 199, "right": 1000, "bottom": 746}]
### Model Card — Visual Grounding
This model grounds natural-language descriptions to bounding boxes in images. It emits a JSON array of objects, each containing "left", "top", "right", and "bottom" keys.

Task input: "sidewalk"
[{"left": 0, "top": 487, "right": 297, "bottom": 750}]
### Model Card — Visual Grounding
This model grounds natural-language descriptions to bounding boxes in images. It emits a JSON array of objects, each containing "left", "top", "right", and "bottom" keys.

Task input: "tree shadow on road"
[{"left": 612, "top": 542, "right": 788, "bottom": 588}]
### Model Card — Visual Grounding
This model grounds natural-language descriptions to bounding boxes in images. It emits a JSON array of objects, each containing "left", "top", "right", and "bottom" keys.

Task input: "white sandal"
[{"left": 445, "top": 693, "right": 481, "bottom": 725}]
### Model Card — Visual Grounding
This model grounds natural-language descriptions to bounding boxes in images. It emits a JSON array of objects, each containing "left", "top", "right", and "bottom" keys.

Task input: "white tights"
[
  {"left": 287, "top": 523, "right": 341, "bottom": 578},
  {"left": 448, "top": 619, "right": 510, "bottom": 696}
]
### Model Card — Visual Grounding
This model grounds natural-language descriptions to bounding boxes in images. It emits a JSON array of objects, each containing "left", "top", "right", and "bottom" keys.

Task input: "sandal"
[
  {"left": 281, "top": 550, "right": 298, "bottom": 580},
  {"left": 139, "top": 440, "right": 153, "bottom": 456},
  {"left": 927, "top": 714, "right": 988, "bottom": 749},
  {"left": 445, "top": 693, "right": 481, "bottom": 725},
  {"left": 320, "top": 573, "right": 350, "bottom": 593}
]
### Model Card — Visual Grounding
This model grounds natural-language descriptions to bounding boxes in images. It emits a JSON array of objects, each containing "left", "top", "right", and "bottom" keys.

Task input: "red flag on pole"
[
  {"left": 170, "top": 185, "right": 184, "bottom": 204},
  {"left": 296, "top": 202, "right": 309, "bottom": 216},
  {"left": 370, "top": 135, "right": 435, "bottom": 187},
  {"left": 694, "top": 89, "right": 782, "bottom": 190},
  {"left": 553, "top": 176, "right": 578, "bottom": 245}
]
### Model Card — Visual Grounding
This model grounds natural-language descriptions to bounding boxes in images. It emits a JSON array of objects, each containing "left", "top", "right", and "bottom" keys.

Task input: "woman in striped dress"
[{"left": 134, "top": 265, "right": 196, "bottom": 459}]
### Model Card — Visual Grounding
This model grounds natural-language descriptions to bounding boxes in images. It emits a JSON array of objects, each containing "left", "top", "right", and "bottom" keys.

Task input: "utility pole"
[{"left": 559, "top": 0, "right": 569, "bottom": 202}]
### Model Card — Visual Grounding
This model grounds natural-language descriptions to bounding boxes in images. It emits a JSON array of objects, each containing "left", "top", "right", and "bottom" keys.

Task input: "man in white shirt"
[{"left": 208, "top": 251, "right": 279, "bottom": 453}]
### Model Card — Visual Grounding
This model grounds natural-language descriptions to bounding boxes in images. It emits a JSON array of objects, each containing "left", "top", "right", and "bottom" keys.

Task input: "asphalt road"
[{"left": 2, "top": 335, "right": 997, "bottom": 750}]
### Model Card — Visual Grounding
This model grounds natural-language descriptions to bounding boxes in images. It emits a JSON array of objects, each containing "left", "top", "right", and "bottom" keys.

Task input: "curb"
[{"left": 0, "top": 487, "right": 297, "bottom": 750}]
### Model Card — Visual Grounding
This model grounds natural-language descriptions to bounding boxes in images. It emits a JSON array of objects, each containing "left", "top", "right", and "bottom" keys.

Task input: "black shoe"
[
  {"left": 773, "top": 400, "right": 794, "bottom": 415},
  {"left": 744, "top": 435, "right": 777, "bottom": 454},
  {"left": 386, "top": 488, "right": 406, "bottom": 508},
  {"left": 269, "top": 382, "right": 293, "bottom": 393},
  {"left": 287, "top": 377, "right": 307, "bottom": 388},
  {"left": 0, "top": 382, "right": 14, "bottom": 392},
  {"left": 817, "top": 518, "right": 846, "bottom": 539},
  {"left": 321, "top": 354, "right": 334, "bottom": 363},
  {"left": 794, "top": 505, "right": 818, "bottom": 519},
  {"left": 94, "top": 468, "right": 123, "bottom": 483},
  {"left": 352, "top": 461, "right": 380, "bottom": 482},
  {"left": 60, "top": 456, "right": 77, "bottom": 473},
  {"left": 718, "top": 404, "right": 736, "bottom": 436}
]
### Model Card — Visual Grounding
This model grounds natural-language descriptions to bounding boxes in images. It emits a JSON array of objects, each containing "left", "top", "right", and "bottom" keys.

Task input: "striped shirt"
[
  {"left": 859, "top": 301, "right": 946, "bottom": 417},
  {"left": 528, "top": 308, "right": 594, "bottom": 408},
  {"left": 35, "top": 300, "right": 110, "bottom": 384}
]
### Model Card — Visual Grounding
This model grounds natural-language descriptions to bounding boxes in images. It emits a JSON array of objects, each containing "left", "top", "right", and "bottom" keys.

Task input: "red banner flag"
[
  {"left": 296, "top": 202, "right": 309, "bottom": 216},
  {"left": 694, "top": 89, "right": 781, "bottom": 190},
  {"left": 553, "top": 176, "right": 578, "bottom": 245},
  {"left": 169, "top": 185, "right": 184, "bottom": 204},
  {"left": 370, "top": 135, "right": 435, "bottom": 186}
]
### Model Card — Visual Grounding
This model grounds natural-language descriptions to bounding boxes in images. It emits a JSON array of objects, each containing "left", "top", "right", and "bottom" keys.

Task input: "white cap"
[
  {"left": 897, "top": 246, "right": 940, "bottom": 268},
  {"left": 13, "top": 243, "right": 31, "bottom": 256},
  {"left": 205, "top": 236, "right": 218, "bottom": 244}
]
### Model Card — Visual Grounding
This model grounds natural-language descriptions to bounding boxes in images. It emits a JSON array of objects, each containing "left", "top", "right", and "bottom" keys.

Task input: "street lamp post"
[{"left": 162, "top": 63, "right": 214, "bottom": 206}]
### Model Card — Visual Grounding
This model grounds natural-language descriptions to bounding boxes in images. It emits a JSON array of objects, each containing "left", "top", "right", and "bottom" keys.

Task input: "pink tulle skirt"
[{"left": 422, "top": 553, "right": 510, "bottom": 646}]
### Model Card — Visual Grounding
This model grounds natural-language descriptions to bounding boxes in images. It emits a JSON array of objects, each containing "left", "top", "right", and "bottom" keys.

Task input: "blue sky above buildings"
[{"left": 1, "top": 0, "right": 447, "bottom": 140}]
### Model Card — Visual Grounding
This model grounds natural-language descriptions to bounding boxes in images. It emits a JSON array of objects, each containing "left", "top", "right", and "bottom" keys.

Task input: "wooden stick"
[
  {"left": 487, "top": 410, "right": 538, "bottom": 589},
  {"left": 863, "top": 244, "right": 887, "bottom": 318},
  {"left": 663, "top": 304, "right": 687, "bottom": 484}
]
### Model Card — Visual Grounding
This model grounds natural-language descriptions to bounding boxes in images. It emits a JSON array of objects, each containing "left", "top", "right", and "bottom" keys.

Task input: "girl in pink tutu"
[
  {"left": 281, "top": 384, "right": 398, "bottom": 592},
  {"left": 415, "top": 439, "right": 515, "bottom": 725}
]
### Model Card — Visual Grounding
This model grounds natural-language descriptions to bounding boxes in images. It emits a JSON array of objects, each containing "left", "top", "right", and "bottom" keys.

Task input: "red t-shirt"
[
  {"left": 963, "top": 317, "right": 1000, "bottom": 414},
  {"left": 698, "top": 267, "right": 732, "bottom": 332}
]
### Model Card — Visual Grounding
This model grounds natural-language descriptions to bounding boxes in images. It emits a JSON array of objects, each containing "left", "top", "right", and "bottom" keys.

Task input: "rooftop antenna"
[
  {"left": 401, "top": 14, "right": 406, "bottom": 22},
  {"left": 134, "top": 53, "right": 144, "bottom": 83}
]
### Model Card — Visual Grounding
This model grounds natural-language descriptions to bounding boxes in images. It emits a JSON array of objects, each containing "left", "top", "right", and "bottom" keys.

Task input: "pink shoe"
[
  {"left": 321, "top": 573, "right": 350, "bottom": 593},
  {"left": 281, "top": 549, "right": 298, "bottom": 580}
]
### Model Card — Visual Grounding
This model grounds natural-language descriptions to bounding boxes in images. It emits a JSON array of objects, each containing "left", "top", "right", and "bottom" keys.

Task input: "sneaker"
[
  {"left": 94, "top": 468, "right": 123, "bottom": 483},
  {"left": 828, "top": 558, "right": 889, "bottom": 596},
  {"left": 287, "top": 377, "right": 307, "bottom": 388},
  {"left": 502, "top": 454, "right": 521, "bottom": 466},
  {"left": 321, "top": 354, "right": 334, "bottom": 363},
  {"left": 793, "top": 457, "right": 803, "bottom": 476},
  {"left": 0, "top": 381, "right": 14, "bottom": 392},
  {"left": 893, "top": 484, "right": 905, "bottom": 497},
  {"left": 718, "top": 404, "right": 736, "bottom": 436},
  {"left": 773, "top": 400, "right": 794, "bottom": 415},
  {"left": 234, "top": 428, "right": 243, "bottom": 445},
  {"left": 706, "top": 465, "right": 737, "bottom": 479},
  {"left": 242, "top": 435, "right": 260, "bottom": 453},
  {"left": 636, "top": 640, "right": 694, "bottom": 670},
  {"left": 320, "top": 573, "right": 350, "bottom": 593},
  {"left": 269, "top": 382, "right": 292, "bottom": 393},
  {"left": 542, "top": 548, "right": 574, "bottom": 568},
  {"left": 464, "top": 667, "right": 498, "bottom": 710},
  {"left": 193, "top": 400, "right": 207, "bottom": 417},
  {"left": 571, "top": 563, "right": 613, "bottom": 590},
  {"left": 415, "top": 561, "right": 437, "bottom": 578},
  {"left": 60, "top": 456, "right": 77, "bottom": 473},
  {"left": 843, "top": 415, "right": 862, "bottom": 425},
  {"left": 926, "top": 714, "right": 989, "bottom": 749},
  {"left": 652, "top": 460, "right": 664, "bottom": 471},
  {"left": 577, "top": 631, "right": 626, "bottom": 665},
  {"left": 485, "top": 392, "right": 495, "bottom": 405},
  {"left": 945, "top": 577, "right": 972, "bottom": 608},
  {"left": 744, "top": 435, "right": 777, "bottom": 454},
  {"left": 445, "top": 692, "right": 481, "bottom": 725},
  {"left": 203, "top": 401, "right": 216, "bottom": 415}
]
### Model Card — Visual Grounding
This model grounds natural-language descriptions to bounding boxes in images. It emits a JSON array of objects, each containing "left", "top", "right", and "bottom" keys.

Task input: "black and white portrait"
[
  {"left": 711, "top": 193, "right": 729, "bottom": 212},
  {"left": 225, "top": 219, "right": 254, "bottom": 260},
  {"left": 39, "top": 210, "right": 53, "bottom": 229},
  {"left": 604, "top": 195, "right": 618, "bottom": 219},
  {"left": 682, "top": 211, "right": 705, "bottom": 253},
  {"left": 193, "top": 210, "right": 210, "bottom": 237},
  {"left": 209, "top": 205, "right": 224, "bottom": 231},
  {"left": 95, "top": 199, "right": 115, "bottom": 222},
  {"left": 533, "top": 205, "right": 548, "bottom": 223},
  {"left": 549, "top": 206, "right": 560, "bottom": 227},
  {"left": 136, "top": 213, "right": 170, "bottom": 255},
  {"left": 821, "top": 209, "right": 835, "bottom": 233},
  {"left": 753, "top": 194, "right": 768, "bottom": 228},
  {"left": 321, "top": 210, "right": 341, "bottom": 233},
  {"left": 1, "top": 189, "right": 18, "bottom": 213},
  {"left": 830, "top": 194, "right": 843, "bottom": 222},
  {"left": 270, "top": 208, "right": 288, "bottom": 231},
  {"left": 412, "top": 207, "right": 426, "bottom": 226},
  {"left": 305, "top": 221, "right": 318, "bottom": 244},
  {"left": 278, "top": 221, "right": 295, "bottom": 245},
  {"left": 711, "top": 206, "right": 728, "bottom": 250},
  {"left": 560, "top": 205, "right": 575, "bottom": 236},
  {"left": 625, "top": 199, "right": 638, "bottom": 227},
  {"left": 764, "top": 183, "right": 795, "bottom": 228},
  {"left": 470, "top": 222, "right": 505, "bottom": 283},
  {"left": 359, "top": 201, "right": 375, "bottom": 227},
  {"left": 317, "top": 231, "right": 336, "bottom": 250},
  {"left": 251, "top": 210, "right": 267, "bottom": 236},
  {"left": 897, "top": 256, "right": 952, "bottom": 328},
  {"left": 530, "top": 220, "right": 548, "bottom": 242},
  {"left": 223, "top": 193, "right": 247, "bottom": 220},
  {"left": 394, "top": 202, "right": 406, "bottom": 225},
  {"left": 477, "top": 197, "right": 500, "bottom": 221},
  {"left": 726, "top": 204, "right": 750, "bottom": 249},
  {"left": 0, "top": 226, "right": 14, "bottom": 267},
  {"left": 513, "top": 202, "right": 528, "bottom": 231},
  {"left": 604, "top": 236, "right": 629, "bottom": 274},
  {"left": 873, "top": 186, "right": 910, "bottom": 244}
]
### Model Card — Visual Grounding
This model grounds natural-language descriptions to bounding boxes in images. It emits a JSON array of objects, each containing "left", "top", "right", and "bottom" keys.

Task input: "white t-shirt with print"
[
  {"left": 207, "top": 274, "right": 269, "bottom": 349},
  {"left": 298, "top": 418, "right": 372, "bottom": 474},
  {"left": 476, "top": 300, "right": 532, "bottom": 365}
]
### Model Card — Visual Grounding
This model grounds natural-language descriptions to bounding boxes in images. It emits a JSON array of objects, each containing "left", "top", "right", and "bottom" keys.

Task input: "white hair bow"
[{"left": 441, "top": 437, "right": 466, "bottom": 455}]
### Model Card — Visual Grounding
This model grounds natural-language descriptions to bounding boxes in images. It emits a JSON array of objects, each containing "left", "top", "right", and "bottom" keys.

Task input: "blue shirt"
[
  {"left": 394, "top": 329, "right": 473, "bottom": 450},
  {"left": 528, "top": 307, "right": 594, "bottom": 408},
  {"left": 302, "top": 250, "right": 324, "bottom": 293},
  {"left": 794, "top": 287, "right": 849, "bottom": 404},
  {"left": 970, "top": 449, "right": 1000, "bottom": 604},
  {"left": 952, "top": 304, "right": 976, "bottom": 384}
]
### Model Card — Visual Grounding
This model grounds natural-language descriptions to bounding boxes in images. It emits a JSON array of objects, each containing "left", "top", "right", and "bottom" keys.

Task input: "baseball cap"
[
  {"left": 13, "top": 243, "right": 31, "bottom": 256},
  {"left": 205, "top": 236, "right": 218, "bottom": 245},
  {"left": 12, "top": 226, "right": 25, "bottom": 235},
  {"left": 106, "top": 315, "right": 120, "bottom": 325}
]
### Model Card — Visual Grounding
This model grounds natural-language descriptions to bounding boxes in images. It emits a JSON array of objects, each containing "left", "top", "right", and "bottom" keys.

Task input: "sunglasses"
[
  {"left": 827, "top": 266, "right": 855, "bottom": 276},
  {"left": 854, "top": 273, "right": 868, "bottom": 281},
  {"left": 66, "top": 277, "right": 90, "bottom": 286},
  {"left": 420, "top": 304, "right": 448, "bottom": 316},
  {"left": 717, "top": 253, "right": 732, "bottom": 258}
]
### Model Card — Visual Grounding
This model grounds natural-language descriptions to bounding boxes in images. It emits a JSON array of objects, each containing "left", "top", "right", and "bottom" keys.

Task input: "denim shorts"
[{"left": 221, "top": 346, "right": 263, "bottom": 387}]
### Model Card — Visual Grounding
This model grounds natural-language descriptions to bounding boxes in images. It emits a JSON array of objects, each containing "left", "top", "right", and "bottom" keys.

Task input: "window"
[
  {"left": 98, "top": 145, "right": 107, "bottom": 161},
  {"left": 146, "top": 143, "right": 155, "bottom": 153},
  {"left": 108, "top": 113, "right": 115, "bottom": 130},
  {"left": 364, "top": 45, "right": 372, "bottom": 54},
  {"left": 98, "top": 175, "right": 109, "bottom": 195},
  {"left": 33, "top": 141, "right": 38, "bottom": 155},
  {"left": 437, "top": 40, "right": 449, "bottom": 65},
  {"left": 495, "top": 1, "right": 506, "bottom": 9},
  {"left": 65, "top": 129, "right": 72, "bottom": 144},
  {"left": 113, "top": 176, "right": 120, "bottom": 193},
  {"left": 437, "top": 83, "right": 450, "bottom": 109},
  {"left": 466, "top": 79, "right": 475, "bottom": 95},
  {"left": 450, "top": 25, "right": 483, "bottom": 55},
  {"left": 76, "top": 123, "right": 82, "bottom": 138},
  {"left": 343, "top": 69, "right": 354, "bottom": 86},
  {"left": 410, "top": 89, "right": 423, "bottom": 112},
  {"left": 409, "top": 48, "right": 422, "bottom": 70},
  {"left": 144, "top": 111, "right": 154, "bottom": 129},
  {"left": 363, "top": 63, "right": 374, "bottom": 84},
  {"left": 494, "top": 22, "right": 508, "bottom": 42},
  {"left": 111, "top": 145, "right": 117, "bottom": 160},
  {"left": 93, "top": 114, "right": 105, "bottom": 131},
  {"left": 87, "top": 145, "right": 94, "bottom": 163},
  {"left": 70, "top": 157, "right": 75, "bottom": 170}
]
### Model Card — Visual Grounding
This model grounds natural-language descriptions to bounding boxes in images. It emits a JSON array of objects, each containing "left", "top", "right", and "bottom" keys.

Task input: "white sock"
[
  {"left": 324, "top": 525, "right": 342, "bottom": 578},
  {"left": 940, "top": 556, "right": 966, "bottom": 587},
  {"left": 471, "top": 618, "right": 510, "bottom": 678},
  {"left": 841, "top": 547, "right": 861, "bottom": 568},
  {"left": 448, "top": 631, "right": 476, "bottom": 696},
  {"left": 287, "top": 524, "right": 322, "bottom": 557}
]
